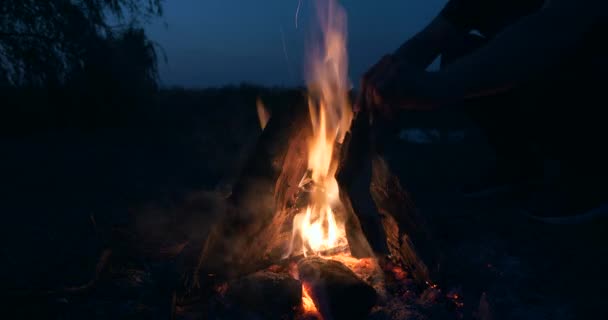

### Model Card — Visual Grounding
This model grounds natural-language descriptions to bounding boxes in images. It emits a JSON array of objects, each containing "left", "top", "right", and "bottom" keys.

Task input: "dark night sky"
[{"left": 145, "top": 0, "right": 447, "bottom": 88}]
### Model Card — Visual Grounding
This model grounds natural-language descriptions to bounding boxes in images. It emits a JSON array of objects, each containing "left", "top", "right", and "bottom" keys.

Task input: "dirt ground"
[
  {"left": 385, "top": 110, "right": 608, "bottom": 319},
  {"left": 1, "top": 100, "right": 606, "bottom": 319}
]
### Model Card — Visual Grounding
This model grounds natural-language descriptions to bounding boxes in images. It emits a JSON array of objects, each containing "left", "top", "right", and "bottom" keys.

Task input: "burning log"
[
  {"left": 197, "top": 108, "right": 439, "bottom": 292},
  {"left": 229, "top": 99, "right": 310, "bottom": 207},
  {"left": 338, "top": 111, "right": 441, "bottom": 286},
  {"left": 197, "top": 107, "right": 439, "bottom": 287},
  {"left": 196, "top": 100, "right": 313, "bottom": 276},
  {"left": 298, "top": 256, "right": 377, "bottom": 320},
  {"left": 224, "top": 270, "right": 302, "bottom": 319},
  {"left": 338, "top": 112, "right": 390, "bottom": 258},
  {"left": 196, "top": 100, "right": 371, "bottom": 277}
]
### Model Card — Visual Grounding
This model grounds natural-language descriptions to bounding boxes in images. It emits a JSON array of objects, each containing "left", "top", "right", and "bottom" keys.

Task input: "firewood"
[
  {"left": 197, "top": 100, "right": 312, "bottom": 276},
  {"left": 224, "top": 270, "right": 301, "bottom": 319},
  {"left": 198, "top": 103, "right": 439, "bottom": 291},
  {"left": 298, "top": 256, "right": 377, "bottom": 320},
  {"left": 229, "top": 99, "right": 310, "bottom": 208},
  {"left": 370, "top": 155, "right": 437, "bottom": 285},
  {"left": 197, "top": 101, "right": 370, "bottom": 277},
  {"left": 337, "top": 111, "right": 441, "bottom": 286},
  {"left": 338, "top": 113, "right": 391, "bottom": 257}
]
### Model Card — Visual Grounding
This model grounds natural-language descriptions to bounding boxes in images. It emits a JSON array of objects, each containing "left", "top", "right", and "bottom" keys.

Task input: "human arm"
[
  {"left": 392, "top": 15, "right": 465, "bottom": 69},
  {"left": 434, "top": 0, "right": 606, "bottom": 100},
  {"left": 356, "top": 13, "right": 464, "bottom": 112},
  {"left": 369, "top": 0, "right": 606, "bottom": 111}
]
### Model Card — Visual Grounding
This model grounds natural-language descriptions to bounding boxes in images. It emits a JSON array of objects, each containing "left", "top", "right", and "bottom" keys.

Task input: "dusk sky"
[{"left": 145, "top": 0, "right": 447, "bottom": 88}]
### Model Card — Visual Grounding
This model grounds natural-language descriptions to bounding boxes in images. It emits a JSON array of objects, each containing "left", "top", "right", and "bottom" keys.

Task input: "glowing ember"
[
  {"left": 215, "top": 282, "right": 229, "bottom": 297},
  {"left": 301, "top": 282, "right": 320, "bottom": 315},
  {"left": 329, "top": 254, "right": 371, "bottom": 271},
  {"left": 289, "top": 263, "right": 321, "bottom": 316},
  {"left": 285, "top": 0, "right": 352, "bottom": 259}
]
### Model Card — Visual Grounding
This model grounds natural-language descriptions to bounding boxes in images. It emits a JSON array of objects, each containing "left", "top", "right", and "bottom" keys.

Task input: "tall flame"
[{"left": 285, "top": 0, "right": 352, "bottom": 258}]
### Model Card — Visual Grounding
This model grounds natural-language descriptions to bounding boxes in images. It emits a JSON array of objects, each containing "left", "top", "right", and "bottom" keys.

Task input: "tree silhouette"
[{"left": 0, "top": 0, "right": 163, "bottom": 86}]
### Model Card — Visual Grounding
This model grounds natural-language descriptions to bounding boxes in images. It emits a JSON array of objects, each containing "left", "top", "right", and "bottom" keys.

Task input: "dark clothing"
[
  {"left": 438, "top": 0, "right": 608, "bottom": 197},
  {"left": 441, "top": 33, "right": 542, "bottom": 181},
  {"left": 440, "top": 0, "right": 545, "bottom": 38}
]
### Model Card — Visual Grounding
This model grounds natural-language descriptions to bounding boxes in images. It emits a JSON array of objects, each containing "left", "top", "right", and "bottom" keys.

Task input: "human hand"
[
  {"left": 356, "top": 55, "right": 443, "bottom": 118},
  {"left": 354, "top": 54, "right": 398, "bottom": 115}
]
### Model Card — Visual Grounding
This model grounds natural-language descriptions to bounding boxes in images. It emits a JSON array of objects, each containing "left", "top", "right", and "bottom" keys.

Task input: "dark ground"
[{"left": 0, "top": 89, "right": 606, "bottom": 319}]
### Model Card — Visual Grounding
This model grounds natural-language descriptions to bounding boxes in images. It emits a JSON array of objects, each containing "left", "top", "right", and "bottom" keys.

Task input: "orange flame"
[
  {"left": 284, "top": 3, "right": 372, "bottom": 316},
  {"left": 285, "top": 0, "right": 352, "bottom": 259},
  {"left": 256, "top": 97, "right": 270, "bottom": 130},
  {"left": 301, "top": 283, "right": 319, "bottom": 314}
]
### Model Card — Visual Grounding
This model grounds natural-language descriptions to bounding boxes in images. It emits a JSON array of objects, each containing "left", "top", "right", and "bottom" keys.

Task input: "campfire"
[{"left": 191, "top": 1, "right": 454, "bottom": 319}]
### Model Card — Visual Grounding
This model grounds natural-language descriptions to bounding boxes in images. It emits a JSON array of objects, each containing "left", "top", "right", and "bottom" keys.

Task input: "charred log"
[
  {"left": 197, "top": 100, "right": 312, "bottom": 276},
  {"left": 370, "top": 156, "right": 439, "bottom": 286},
  {"left": 298, "top": 256, "right": 377, "bottom": 320},
  {"left": 224, "top": 270, "right": 301, "bottom": 319},
  {"left": 337, "top": 111, "right": 441, "bottom": 286},
  {"left": 338, "top": 113, "right": 390, "bottom": 257}
]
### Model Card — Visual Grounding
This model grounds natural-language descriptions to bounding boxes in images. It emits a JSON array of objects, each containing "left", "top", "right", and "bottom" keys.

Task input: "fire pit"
[{"left": 185, "top": 1, "right": 458, "bottom": 319}]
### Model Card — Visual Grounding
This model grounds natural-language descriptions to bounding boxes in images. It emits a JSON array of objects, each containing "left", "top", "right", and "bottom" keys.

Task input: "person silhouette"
[{"left": 357, "top": 0, "right": 607, "bottom": 222}]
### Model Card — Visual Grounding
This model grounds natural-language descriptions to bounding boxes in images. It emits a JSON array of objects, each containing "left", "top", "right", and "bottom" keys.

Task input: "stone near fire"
[
  {"left": 225, "top": 270, "right": 301, "bottom": 319},
  {"left": 298, "top": 257, "right": 378, "bottom": 320}
]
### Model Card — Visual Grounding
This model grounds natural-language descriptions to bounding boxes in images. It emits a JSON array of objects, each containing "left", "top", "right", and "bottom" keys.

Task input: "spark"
[
  {"left": 280, "top": 26, "right": 290, "bottom": 63},
  {"left": 295, "top": 0, "right": 302, "bottom": 28},
  {"left": 280, "top": 26, "right": 294, "bottom": 81}
]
